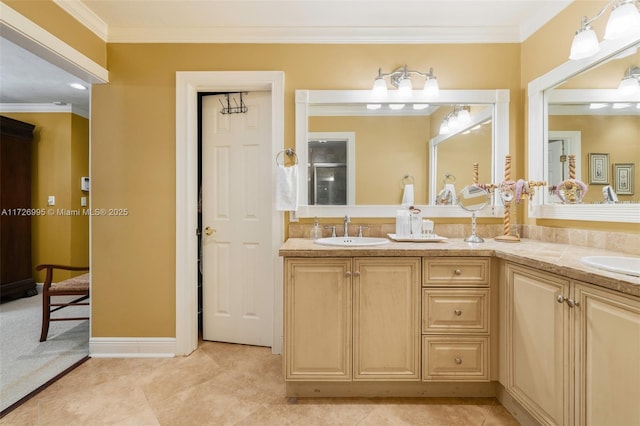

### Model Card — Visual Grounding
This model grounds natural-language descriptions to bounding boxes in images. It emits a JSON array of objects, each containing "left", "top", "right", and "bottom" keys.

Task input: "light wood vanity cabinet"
[
  {"left": 284, "top": 257, "right": 421, "bottom": 382},
  {"left": 503, "top": 262, "right": 640, "bottom": 426},
  {"left": 422, "top": 257, "right": 491, "bottom": 382}
]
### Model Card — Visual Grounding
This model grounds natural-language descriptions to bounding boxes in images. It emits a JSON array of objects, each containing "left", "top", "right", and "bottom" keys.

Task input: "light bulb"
[
  {"left": 423, "top": 78, "right": 439, "bottom": 98},
  {"left": 398, "top": 77, "right": 412, "bottom": 97},
  {"left": 412, "top": 104, "right": 429, "bottom": 110},
  {"left": 448, "top": 114, "right": 459, "bottom": 130},
  {"left": 389, "top": 104, "right": 405, "bottom": 110},
  {"left": 569, "top": 26, "right": 600, "bottom": 60},
  {"left": 604, "top": 1, "right": 640, "bottom": 40},
  {"left": 589, "top": 103, "right": 609, "bottom": 109},
  {"left": 457, "top": 108, "right": 471, "bottom": 125},
  {"left": 372, "top": 77, "right": 387, "bottom": 97},
  {"left": 366, "top": 104, "right": 382, "bottom": 110},
  {"left": 618, "top": 76, "right": 640, "bottom": 95},
  {"left": 439, "top": 119, "right": 449, "bottom": 135}
]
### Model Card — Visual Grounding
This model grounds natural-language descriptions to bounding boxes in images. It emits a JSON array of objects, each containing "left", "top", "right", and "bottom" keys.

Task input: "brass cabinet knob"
[
  {"left": 454, "top": 357, "right": 462, "bottom": 365},
  {"left": 345, "top": 271, "right": 351, "bottom": 278},
  {"left": 454, "top": 309, "right": 462, "bottom": 316},
  {"left": 454, "top": 269, "right": 462, "bottom": 276}
]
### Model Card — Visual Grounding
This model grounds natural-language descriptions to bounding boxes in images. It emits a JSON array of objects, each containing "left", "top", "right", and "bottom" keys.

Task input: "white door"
[{"left": 201, "top": 91, "right": 273, "bottom": 347}]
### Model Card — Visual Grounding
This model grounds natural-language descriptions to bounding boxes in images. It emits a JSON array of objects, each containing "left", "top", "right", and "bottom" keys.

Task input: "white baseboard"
[{"left": 90, "top": 337, "right": 176, "bottom": 358}]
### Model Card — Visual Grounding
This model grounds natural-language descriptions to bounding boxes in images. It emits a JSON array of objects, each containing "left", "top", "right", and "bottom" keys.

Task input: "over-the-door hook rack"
[{"left": 219, "top": 92, "right": 248, "bottom": 115}]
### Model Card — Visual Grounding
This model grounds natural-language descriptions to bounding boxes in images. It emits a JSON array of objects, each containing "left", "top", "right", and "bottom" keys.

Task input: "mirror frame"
[
  {"left": 295, "top": 89, "right": 509, "bottom": 218},
  {"left": 528, "top": 32, "right": 640, "bottom": 223}
]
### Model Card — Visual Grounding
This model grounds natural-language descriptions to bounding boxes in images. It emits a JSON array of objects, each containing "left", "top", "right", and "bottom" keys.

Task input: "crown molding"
[
  {"left": 53, "top": 0, "right": 108, "bottom": 41},
  {"left": 0, "top": 103, "right": 89, "bottom": 119}
]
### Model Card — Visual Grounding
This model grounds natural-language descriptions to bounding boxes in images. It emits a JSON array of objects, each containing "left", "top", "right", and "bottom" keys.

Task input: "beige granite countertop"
[{"left": 279, "top": 237, "right": 640, "bottom": 297}]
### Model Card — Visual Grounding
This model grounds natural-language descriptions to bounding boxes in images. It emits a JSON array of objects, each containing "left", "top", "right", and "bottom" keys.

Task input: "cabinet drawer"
[
  {"left": 422, "top": 289, "right": 489, "bottom": 334},
  {"left": 422, "top": 336, "right": 489, "bottom": 381},
  {"left": 423, "top": 257, "right": 490, "bottom": 287}
]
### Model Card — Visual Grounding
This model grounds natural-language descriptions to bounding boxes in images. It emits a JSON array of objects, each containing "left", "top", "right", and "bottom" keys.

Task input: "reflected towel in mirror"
[
  {"left": 401, "top": 183, "right": 414, "bottom": 207},
  {"left": 276, "top": 164, "right": 299, "bottom": 211}
]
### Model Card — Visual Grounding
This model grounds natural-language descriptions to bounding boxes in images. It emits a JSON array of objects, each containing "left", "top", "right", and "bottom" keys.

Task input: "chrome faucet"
[{"left": 343, "top": 215, "right": 350, "bottom": 237}]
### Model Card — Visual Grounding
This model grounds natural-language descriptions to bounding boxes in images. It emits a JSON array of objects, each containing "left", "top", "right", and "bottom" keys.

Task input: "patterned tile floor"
[{"left": 1, "top": 341, "right": 519, "bottom": 425}]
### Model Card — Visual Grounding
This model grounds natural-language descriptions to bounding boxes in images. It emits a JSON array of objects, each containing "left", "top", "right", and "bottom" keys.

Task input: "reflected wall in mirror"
[
  {"left": 528, "top": 32, "right": 640, "bottom": 223},
  {"left": 296, "top": 90, "right": 509, "bottom": 218}
]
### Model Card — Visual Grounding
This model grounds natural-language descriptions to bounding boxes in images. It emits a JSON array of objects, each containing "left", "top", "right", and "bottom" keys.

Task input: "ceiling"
[{"left": 0, "top": 0, "right": 574, "bottom": 116}]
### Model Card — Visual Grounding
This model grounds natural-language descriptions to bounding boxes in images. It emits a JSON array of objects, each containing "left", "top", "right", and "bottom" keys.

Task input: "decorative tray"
[{"left": 387, "top": 233, "right": 448, "bottom": 243}]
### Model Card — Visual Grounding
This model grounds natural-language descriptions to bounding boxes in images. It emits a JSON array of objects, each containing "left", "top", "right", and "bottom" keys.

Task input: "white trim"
[
  {"left": 176, "top": 71, "right": 285, "bottom": 356},
  {"left": 90, "top": 338, "right": 175, "bottom": 358},
  {"left": 0, "top": 2, "right": 108, "bottom": 85},
  {"left": 0, "top": 102, "right": 89, "bottom": 119},
  {"left": 102, "top": 26, "right": 526, "bottom": 45},
  {"left": 294, "top": 204, "right": 505, "bottom": 219},
  {"left": 528, "top": 31, "right": 640, "bottom": 223},
  {"left": 52, "top": 0, "right": 109, "bottom": 41}
]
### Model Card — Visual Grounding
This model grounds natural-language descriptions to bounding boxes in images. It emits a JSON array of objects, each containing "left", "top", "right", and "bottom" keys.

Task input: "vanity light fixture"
[
  {"left": 589, "top": 102, "right": 610, "bottom": 109},
  {"left": 618, "top": 66, "right": 640, "bottom": 95},
  {"left": 569, "top": 0, "right": 640, "bottom": 60},
  {"left": 69, "top": 83, "right": 87, "bottom": 90},
  {"left": 372, "top": 65, "right": 439, "bottom": 98},
  {"left": 439, "top": 105, "right": 471, "bottom": 135},
  {"left": 366, "top": 104, "right": 382, "bottom": 110},
  {"left": 388, "top": 104, "right": 405, "bottom": 110},
  {"left": 612, "top": 102, "right": 633, "bottom": 108},
  {"left": 413, "top": 104, "right": 429, "bottom": 110}
]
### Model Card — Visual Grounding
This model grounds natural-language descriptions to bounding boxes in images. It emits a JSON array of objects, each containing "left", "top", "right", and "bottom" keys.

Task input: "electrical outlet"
[
  {"left": 289, "top": 210, "right": 298, "bottom": 222},
  {"left": 47, "top": 195, "right": 55, "bottom": 206},
  {"left": 81, "top": 196, "right": 87, "bottom": 207}
]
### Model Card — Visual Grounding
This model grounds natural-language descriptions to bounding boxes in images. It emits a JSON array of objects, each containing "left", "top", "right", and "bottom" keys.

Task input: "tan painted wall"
[
  {"left": 2, "top": 0, "right": 107, "bottom": 68},
  {"left": 89, "top": 42, "right": 520, "bottom": 337},
  {"left": 2, "top": 112, "right": 90, "bottom": 281}
]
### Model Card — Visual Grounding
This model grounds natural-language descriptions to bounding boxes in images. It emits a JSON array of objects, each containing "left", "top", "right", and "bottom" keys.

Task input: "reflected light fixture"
[
  {"left": 570, "top": 0, "right": 640, "bottom": 60},
  {"left": 372, "top": 65, "right": 439, "bottom": 98},
  {"left": 618, "top": 66, "right": 640, "bottom": 95},
  {"left": 439, "top": 105, "right": 471, "bottom": 135}
]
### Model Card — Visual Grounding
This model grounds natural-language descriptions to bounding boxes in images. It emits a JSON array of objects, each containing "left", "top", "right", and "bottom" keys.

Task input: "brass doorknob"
[{"left": 204, "top": 226, "right": 215, "bottom": 236}]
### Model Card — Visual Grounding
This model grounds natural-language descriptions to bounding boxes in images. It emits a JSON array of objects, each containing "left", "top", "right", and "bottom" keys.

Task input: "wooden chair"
[{"left": 37, "top": 264, "right": 90, "bottom": 342}]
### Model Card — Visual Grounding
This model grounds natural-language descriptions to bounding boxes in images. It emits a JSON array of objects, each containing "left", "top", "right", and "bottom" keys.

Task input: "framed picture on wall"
[
  {"left": 613, "top": 163, "right": 634, "bottom": 195},
  {"left": 588, "top": 153, "right": 609, "bottom": 185}
]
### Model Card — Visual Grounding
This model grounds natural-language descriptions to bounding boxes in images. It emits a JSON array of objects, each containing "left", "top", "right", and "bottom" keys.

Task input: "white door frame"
[{"left": 176, "top": 71, "right": 285, "bottom": 356}]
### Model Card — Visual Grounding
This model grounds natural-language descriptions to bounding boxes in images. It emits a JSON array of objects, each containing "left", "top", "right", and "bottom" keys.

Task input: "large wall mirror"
[
  {"left": 295, "top": 89, "right": 509, "bottom": 218},
  {"left": 528, "top": 32, "right": 640, "bottom": 223}
]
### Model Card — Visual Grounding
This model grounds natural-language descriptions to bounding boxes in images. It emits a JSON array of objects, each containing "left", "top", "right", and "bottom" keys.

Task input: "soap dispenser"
[{"left": 310, "top": 217, "right": 322, "bottom": 240}]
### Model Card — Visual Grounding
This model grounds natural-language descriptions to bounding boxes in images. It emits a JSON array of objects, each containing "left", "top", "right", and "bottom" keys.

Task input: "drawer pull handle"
[
  {"left": 454, "top": 309, "right": 462, "bottom": 316},
  {"left": 454, "top": 269, "right": 462, "bottom": 276},
  {"left": 454, "top": 357, "right": 462, "bottom": 365}
]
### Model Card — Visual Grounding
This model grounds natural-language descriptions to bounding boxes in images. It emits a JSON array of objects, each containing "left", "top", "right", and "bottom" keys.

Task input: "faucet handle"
[
  {"left": 323, "top": 225, "right": 337, "bottom": 237},
  {"left": 357, "top": 225, "right": 370, "bottom": 237}
]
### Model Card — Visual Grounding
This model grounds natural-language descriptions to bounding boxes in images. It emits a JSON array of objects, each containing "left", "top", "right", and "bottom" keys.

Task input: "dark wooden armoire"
[{"left": 1, "top": 115, "right": 37, "bottom": 299}]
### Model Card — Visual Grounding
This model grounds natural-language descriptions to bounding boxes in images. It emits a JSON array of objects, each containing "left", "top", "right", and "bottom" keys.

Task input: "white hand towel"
[
  {"left": 401, "top": 183, "right": 414, "bottom": 207},
  {"left": 276, "top": 164, "right": 299, "bottom": 211}
]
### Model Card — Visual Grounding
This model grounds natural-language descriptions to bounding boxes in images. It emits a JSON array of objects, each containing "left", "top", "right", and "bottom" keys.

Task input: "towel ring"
[
  {"left": 402, "top": 174, "right": 415, "bottom": 185},
  {"left": 443, "top": 173, "right": 456, "bottom": 185},
  {"left": 276, "top": 148, "right": 298, "bottom": 166}
]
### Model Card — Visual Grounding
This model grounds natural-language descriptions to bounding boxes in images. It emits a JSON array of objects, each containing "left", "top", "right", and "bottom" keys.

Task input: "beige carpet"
[{"left": 0, "top": 288, "right": 89, "bottom": 412}]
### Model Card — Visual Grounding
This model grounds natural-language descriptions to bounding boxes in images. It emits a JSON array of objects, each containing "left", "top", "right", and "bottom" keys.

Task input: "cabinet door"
[
  {"left": 574, "top": 282, "right": 640, "bottom": 426},
  {"left": 505, "top": 263, "right": 571, "bottom": 426},
  {"left": 353, "top": 257, "right": 420, "bottom": 380},
  {"left": 284, "top": 258, "right": 352, "bottom": 381}
]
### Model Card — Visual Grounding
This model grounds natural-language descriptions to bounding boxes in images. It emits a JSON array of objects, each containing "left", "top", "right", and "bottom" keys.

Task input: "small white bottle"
[
  {"left": 310, "top": 217, "right": 322, "bottom": 240},
  {"left": 422, "top": 219, "right": 434, "bottom": 237}
]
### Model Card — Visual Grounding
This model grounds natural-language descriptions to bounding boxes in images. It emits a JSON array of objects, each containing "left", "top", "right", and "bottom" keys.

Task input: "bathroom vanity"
[{"left": 279, "top": 238, "right": 640, "bottom": 425}]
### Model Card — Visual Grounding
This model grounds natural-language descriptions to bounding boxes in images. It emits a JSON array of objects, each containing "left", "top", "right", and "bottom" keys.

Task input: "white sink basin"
[
  {"left": 581, "top": 256, "right": 640, "bottom": 277},
  {"left": 314, "top": 236, "right": 389, "bottom": 247}
]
